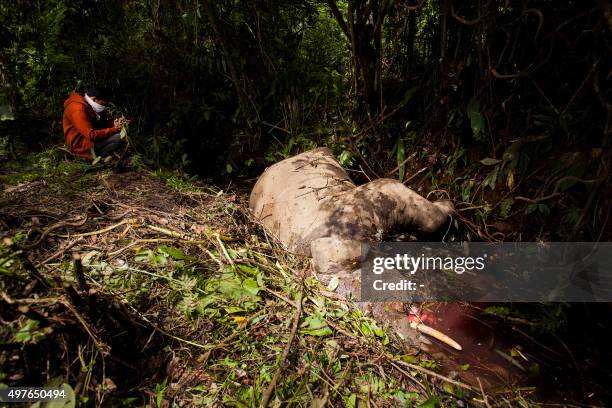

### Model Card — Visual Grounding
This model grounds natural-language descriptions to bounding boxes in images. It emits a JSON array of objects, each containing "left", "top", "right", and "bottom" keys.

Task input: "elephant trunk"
[{"left": 365, "top": 179, "right": 454, "bottom": 233}]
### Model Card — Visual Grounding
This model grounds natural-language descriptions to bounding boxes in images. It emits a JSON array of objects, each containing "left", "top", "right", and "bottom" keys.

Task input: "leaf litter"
[{"left": 0, "top": 154, "right": 531, "bottom": 406}]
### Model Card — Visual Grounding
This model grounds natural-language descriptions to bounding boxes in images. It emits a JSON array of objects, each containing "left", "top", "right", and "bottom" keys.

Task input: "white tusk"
[{"left": 410, "top": 321, "right": 463, "bottom": 351}]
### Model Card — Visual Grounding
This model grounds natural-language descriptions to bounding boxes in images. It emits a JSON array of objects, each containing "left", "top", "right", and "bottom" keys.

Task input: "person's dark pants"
[{"left": 94, "top": 133, "right": 122, "bottom": 157}]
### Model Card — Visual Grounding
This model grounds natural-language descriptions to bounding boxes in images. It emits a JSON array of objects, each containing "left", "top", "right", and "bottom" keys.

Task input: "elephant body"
[
  {"left": 250, "top": 147, "right": 453, "bottom": 256},
  {"left": 249, "top": 147, "right": 454, "bottom": 343}
]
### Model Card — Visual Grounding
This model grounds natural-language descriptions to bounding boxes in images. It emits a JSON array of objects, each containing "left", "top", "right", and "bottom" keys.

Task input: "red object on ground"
[
  {"left": 62, "top": 92, "right": 119, "bottom": 159},
  {"left": 408, "top": 311, "right": 434, "bottom": 324}
]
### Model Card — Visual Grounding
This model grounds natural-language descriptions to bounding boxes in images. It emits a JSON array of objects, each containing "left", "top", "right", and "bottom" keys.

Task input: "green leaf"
[
  {"left": 300, "top": 314, "right": 332, "bottom": 337},
  {"left": 401, "top": 355, "right": 418, "bottom": 363},
  {"left": 403, "top": 85, "right": 420, "bottom": 104},
  {"left": 538, "top": 203, "right": 550, "bottom": 216},
  {"left": 327, "top": 276, "right": 339, "bottom": 291},
  {"left": 480, "top": 158, "right": 501, "bottom": 166},
  {"left": 443, "top": 382, "right": 455, "bottom": 394},
  {"left": 397, "top": 137, "right": 406, "bottom": 182},
  {"left": 370, "top": 322, "right": 384, "bottom": 337},
  {"left": 154, "top": 378, "right": 167, "bottom": 408},
  {"left": 525, "top": 203, "right": 538, "bottom": 215},
  {"left": 217, "top": 274, "right": 260, "bottom": 301},
  {"left": 158, "top": 246, "right": 189, "bottom": 260},
  {"left": 467, "top": 97, "right": 485, "bottom": 140},
  {"left": 15, "top": 319, "right": 40, "bottom": 343},
  {"left": 338, "top": 150, "right": 355, "bottom": 167},
  {"left": 483, "top": 167, "right": 499, "bottom": 190},
  {"left": 134, "top": 249, "right": 163, "bottom": 264},
  {"left": 345, "top": 393, "right": 357, "bottom": 408},
  {"left": 242, "top": 278, "right": 260, "bottom": 296},
  {"left": 237, "top": 264, "right": 259, "bottom": 276},
  {"left": 499, "top": 198, "right": 514, "bottom": 218},
  {"left": 418, "top": 396, "right": 441, "bottom": 408},
  {"left": 395, "top": 390, "right": 419, "bottom": 407},
  {"left": 301, "top": 326, "right": 333, "bottom": 337},
  {"left": 419, "top": 360, "right": 438, "bottom": 369},
  {"left": 301, "top": 314, "right": 327, "bottom": 330},
  {"left": 256, "top": 271, "right": 265, "bottom": 288},
  {"left": 152, "top": 253, "right": 168, "bottom": 266}
]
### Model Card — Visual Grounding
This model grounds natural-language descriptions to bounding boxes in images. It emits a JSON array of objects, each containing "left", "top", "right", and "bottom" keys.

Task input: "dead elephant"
[{"left": 249, "top": 147, "right": 454, "bottom": 344}]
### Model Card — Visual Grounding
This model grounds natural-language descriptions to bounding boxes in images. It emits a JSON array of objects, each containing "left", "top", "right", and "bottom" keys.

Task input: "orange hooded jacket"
[{"left": 63, "top": 92, "right": 119, "bottom": 159}]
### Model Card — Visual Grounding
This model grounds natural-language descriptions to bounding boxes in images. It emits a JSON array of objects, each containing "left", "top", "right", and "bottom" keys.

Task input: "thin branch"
[
  {"left": 514, "top": 176, "right": 602, "bottom": 204},
  {"left": 451, "top": 0, "right": 492, "bottom": 25},
  {"left": 522, "top": 8, "right": 544, "bottom": 38},
  {"left": 490, "top": 68, "right": 522, "bottom": 79},
  {"left": 393, "top": 359, "right": 477, "bottom": 391},
  {"left": 373, "top": 0, "right": 391, "bottom": 37},
  {"left": 358, "top": 0, "right": 376, "bottom": 27},
  {"left": 326, "top": 0, "right": 351, "bottom": 39},
  {"left": 22, "top": 216, "right": 88, "bottom": 249},
  {"left": 259, "top": 290, "right": 304, "bottom": 408},
  {"left": 55, "top": 219, "right": 134, "bottom": 238}
]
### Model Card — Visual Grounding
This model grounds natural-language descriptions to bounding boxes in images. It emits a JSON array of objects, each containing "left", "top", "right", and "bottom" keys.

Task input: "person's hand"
[{"left": 114, "top": 116, "right": 130, "bottom": 129}]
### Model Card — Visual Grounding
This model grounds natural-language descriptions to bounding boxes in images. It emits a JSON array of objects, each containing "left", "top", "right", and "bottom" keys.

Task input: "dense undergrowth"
[
  {"left": 1, "top": 1, "right": 609, "bottom": 246},
  {"left": 1, "top": 148, "right": 542, "bottom": 407}
]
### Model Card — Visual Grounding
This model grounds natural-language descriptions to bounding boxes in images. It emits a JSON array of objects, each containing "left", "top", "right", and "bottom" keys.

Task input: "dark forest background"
[
  {"left": 1, "top": 0, "right": 611, "bottom": 242},
  {"left": 1, "top": 2, "right": 612, "bottom": 406}
]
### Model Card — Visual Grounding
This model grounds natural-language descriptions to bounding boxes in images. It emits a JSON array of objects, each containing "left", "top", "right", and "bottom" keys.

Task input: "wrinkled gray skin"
[{"left": 249, "top": 147, "right": 454, "bottom": 341}]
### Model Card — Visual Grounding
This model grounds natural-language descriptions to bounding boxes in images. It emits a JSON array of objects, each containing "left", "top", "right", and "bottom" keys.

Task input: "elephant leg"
[
  {"left": 310, "top": 237, "right": 362, "bottom": 298},
  {"left": 310, "top": 237, "right": 447, "bottom": 347}
]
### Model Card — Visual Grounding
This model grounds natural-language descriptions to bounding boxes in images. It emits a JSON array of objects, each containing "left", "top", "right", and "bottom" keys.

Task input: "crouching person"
[{"left": 63, "top": 87, "right": 127, "bottom": 161}]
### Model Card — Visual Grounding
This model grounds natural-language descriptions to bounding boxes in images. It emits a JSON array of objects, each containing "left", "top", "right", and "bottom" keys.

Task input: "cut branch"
[{"left": 259, "top": 290, "right": 304, "bottom": 408}]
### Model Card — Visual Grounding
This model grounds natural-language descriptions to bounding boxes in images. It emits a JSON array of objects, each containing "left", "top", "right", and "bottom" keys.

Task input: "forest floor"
[{"left": 0, "top": 147, "right": 607, "bottom": 407}]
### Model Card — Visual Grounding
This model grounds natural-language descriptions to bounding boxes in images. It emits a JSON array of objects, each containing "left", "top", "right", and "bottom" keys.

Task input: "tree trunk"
[
  {"left": 439, "top": 0, "right": 448, "bottom": 62},
  {"left": 0, "top": 59, "right": 22, "bottom": 117},
  {"left": 202, "top": 0, "right": 251, "bottom": 119},
  {"left": 327, "top": 0, "right": 389, "bottom": 115},
  {"left": 407, "top": 8, "right": 416, "bottom": 76}
]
